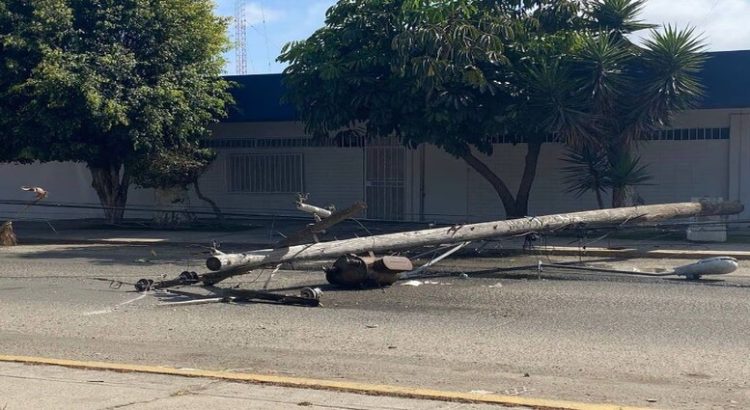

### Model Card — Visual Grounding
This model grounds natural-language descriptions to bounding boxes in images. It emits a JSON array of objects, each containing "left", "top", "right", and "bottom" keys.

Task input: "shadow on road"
[{"left": 11, "top": 243, "right": 205, "bottom": 267}]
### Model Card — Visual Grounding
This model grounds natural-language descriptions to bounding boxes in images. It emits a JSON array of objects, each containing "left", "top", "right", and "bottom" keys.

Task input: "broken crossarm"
[
  {"left": 277, "top": 201, "right": 366, "bottom": 247},
  {"left": 210, "top": 286, "right": 320, "bottom": 307},
  {"left": 159, "top": 286, "right": 320, "bottom": 307},
  {"left": 203, "top": 201, "right": 744, "bottom": 285},
  {"left": 296, "top": 201, "right": 333, "bottom": 219},
  {"left": 134, "top": 266, "right": 253, "bottom": 291}
]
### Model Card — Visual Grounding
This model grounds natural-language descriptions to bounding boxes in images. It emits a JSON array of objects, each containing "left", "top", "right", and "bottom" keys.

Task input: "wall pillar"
[{"left": 728, "top": 114, "right": 750, "bottom": 218}]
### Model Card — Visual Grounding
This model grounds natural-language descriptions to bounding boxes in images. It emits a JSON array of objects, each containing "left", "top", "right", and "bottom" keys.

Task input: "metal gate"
[{"left": 365, "top": 140, "right": 406, "bottom": 220}]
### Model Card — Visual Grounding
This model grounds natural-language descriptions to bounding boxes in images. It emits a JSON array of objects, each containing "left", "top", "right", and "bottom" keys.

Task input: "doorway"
[{"left": 364, "top": 140, "right": 406, "bottom": 220}]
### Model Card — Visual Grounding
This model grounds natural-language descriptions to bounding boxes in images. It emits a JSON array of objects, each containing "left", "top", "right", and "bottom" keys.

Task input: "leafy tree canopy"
[
  {"left": 279, "top": 0, "right": 705, "bottom": 215},
  {"left": 280, "top": 0, "right": 585, "bottom": 157},
  {"left": 0, "top": 0, "right": 232, "bottom": 221},
  {"left": 130, "top": 145, "right": 216, "bottom": 190}
]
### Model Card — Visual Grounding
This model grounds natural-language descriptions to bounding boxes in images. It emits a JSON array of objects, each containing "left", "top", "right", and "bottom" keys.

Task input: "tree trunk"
[
  {"left": 512, "top": 141, "right": 542, "bottom": 218},
  {"left": 612, "top": 186, "right": 625, "bottom": 208},
  {"left": 460, "top": 142, "right": 542, "bottom": 219},
  {"left": 460, "top": 150, "right": 519, "bottom": 218},
  {"left": 89, "top": 164, "right": 130, "bottom": 224},
  {"left": 595, "top": 188, "right": 605, "bottom": 209},
  {"left": 608, "top": 141, "right": 637, "bottom": 208},
  {"left": 612, "top": 185, "right": 636, "bottom": 208}
]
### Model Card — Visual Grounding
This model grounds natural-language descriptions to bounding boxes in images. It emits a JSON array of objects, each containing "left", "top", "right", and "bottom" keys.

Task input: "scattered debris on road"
[
  {"left": 325, "top": 254, "right": 413, "bottom": 287},
  {"left": 538, "top": 256, "right": 739, "bottom": 281},
  {"left": 203, "top": 200, "right": 742, "bottom": 283},
  {"left": 673, "top": 257, "right": 739, "bottom": 280},
  {"left": 84, "top": 198, "right": 743, "bottom": 308},
  {"left": 1, "top": 185, "right": 49, "bottom": 246},
  {"left": 0, "top": 221, "right": 17, "bottom": 246},
  {"left": 159, "top": 286, "right": 323, "bottom": 307}
]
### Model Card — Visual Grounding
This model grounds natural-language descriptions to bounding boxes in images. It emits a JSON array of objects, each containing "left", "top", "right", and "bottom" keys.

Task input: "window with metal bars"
[
  {"left": 643, "top": 127, "right": 730, "bottom": 141},
  {"left": 227, "top": 153, "right": 304, "bottom": 193}
]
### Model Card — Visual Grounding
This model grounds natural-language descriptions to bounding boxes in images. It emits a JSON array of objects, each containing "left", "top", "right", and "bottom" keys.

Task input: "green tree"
[
  {"left": 561, "top": 145, "right": 652, "bottom": 209},
  {"left": 561, "top": 145, "right": 610, "bottom": 209},
  {"left": 557, "top": 0, "right": 705, "bottom": 207},
  {"left": 0, "top": 0, "right": 232, "bottom": 223},
  {"left": 280, "top": 0, "right": 705, "bottom": 217},
  {"left": 279, "top": 0, "right": 585, "bottom": 218}
]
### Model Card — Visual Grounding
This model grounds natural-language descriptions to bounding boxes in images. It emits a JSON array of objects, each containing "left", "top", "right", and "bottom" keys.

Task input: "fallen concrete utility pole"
[{"left": 204, "top": 201, "right": 743, "bottom": 284}]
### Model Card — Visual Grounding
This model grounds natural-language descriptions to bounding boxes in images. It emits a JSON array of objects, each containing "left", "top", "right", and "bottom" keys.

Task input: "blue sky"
[
  {"left": 217, "top": 0, "right": 750, "bottom": 75},
  {"left": 215, "top": 0, "right": 336, "bottom": 75}
]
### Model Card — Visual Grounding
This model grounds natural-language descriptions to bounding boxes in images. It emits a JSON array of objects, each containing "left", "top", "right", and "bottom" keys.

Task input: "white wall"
[
  {"left": 424, "top": 108, "right": 736, "bottom": 222},
  {"left": 192, "top": 146, "right": 364, "bottom": 216},
  {"left": 0, "top": 161, "right": 155, "bottom": 219},
  {"left": 638, "top": 140, "right": 729, "bottom": 203},
  {"left": 192, "top": 122, "right": 365, "bottom": 216},
  {"left": 461, "top": 144, "right": 602, "bottom": 221},
  {"left": 422, "top": 146, "right": 467, "bottom": 220},
  {"left": 442, "top": 140, "right": 730, "bottom": 222},
  {"left": 1, "top": 108, "right": 747, "bottom": 222}
]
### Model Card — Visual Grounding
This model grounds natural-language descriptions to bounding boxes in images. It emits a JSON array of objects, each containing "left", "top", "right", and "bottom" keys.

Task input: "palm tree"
[
  {"left": 548, "top": 0, "right": 706, "bottom": 207},
  {"left": 561, "top": 145, "right": 609, "bottom": 209},
  {"left": 561, "top": 145, "right": 652, "bottom": 208}
]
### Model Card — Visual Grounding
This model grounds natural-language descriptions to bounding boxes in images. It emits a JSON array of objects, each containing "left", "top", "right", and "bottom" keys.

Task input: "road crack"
[{"left": 101, "top": 381, "right": 220, "bottom": 409}]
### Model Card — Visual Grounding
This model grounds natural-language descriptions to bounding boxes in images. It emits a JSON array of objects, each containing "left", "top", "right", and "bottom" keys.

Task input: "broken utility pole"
[
  {"left": 277, "top": 201, "right": 366, "bottom": 247},
  {"left": 203, "top": 200, "right": 743, "bottom": 285},
  {"left": 296, "top": 200, "right": 334, "bottom": 219}
]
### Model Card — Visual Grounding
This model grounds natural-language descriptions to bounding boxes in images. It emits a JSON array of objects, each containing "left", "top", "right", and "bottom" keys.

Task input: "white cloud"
[
  {"left": 242, "top": 2, "right": 284, "bottom": 26},
  {"left": 632, "top": 0, "right": 750, "bottom": 51}
]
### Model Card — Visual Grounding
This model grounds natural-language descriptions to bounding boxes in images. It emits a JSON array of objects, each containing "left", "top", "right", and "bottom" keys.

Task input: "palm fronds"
[
  {"left": 585, "top": 0, "right": 656, "bottom": 34},
  {"left": 561, "top": 145, "right": 609, "bottom": 208}
]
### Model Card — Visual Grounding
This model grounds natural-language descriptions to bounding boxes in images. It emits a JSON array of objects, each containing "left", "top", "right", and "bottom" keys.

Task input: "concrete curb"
[
  {"left": 17, "top": 237, "right": 273, "bottom": 248},
  {"left": 525, "top": 246, "right": 750, "bottom": 260},
  {"left": 16, "top": 237, "right": 750, "bottom": 261},
  {"left": 0, "top": 354, "right": 646, "bottom": 410}
]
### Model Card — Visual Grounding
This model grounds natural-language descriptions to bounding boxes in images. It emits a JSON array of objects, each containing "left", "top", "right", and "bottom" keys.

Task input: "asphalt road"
[{"left": 1, "top": 244, "right": 749, "bottom": 409}]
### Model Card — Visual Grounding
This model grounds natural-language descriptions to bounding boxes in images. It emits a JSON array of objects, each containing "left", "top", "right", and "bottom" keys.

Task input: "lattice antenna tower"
[{"left": 235, "top": 0, "right": 248, "bottom": 75}]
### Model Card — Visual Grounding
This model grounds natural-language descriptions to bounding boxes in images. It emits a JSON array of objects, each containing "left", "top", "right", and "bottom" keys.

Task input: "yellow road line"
[{"left": 0, "top": 354, "right": 647, "bottom": 410}]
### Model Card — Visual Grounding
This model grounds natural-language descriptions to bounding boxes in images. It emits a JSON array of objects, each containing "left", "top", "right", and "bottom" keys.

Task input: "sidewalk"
[
  {"left": 8, "top": 218, "right": 750, "bottom": 259},
  {"left": 0, "top": 360, "right": 529, "bottom": 410}
]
